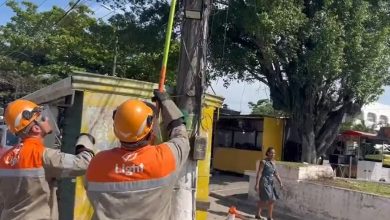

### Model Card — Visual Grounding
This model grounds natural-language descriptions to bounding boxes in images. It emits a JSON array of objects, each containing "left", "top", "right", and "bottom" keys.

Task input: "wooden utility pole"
[{"left": 172, "top": 0, "right": 211, "bottom": 219}]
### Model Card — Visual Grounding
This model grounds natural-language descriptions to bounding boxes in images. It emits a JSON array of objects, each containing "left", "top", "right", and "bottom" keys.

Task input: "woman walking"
[{"left": 255, "top": 147, "right": 283, "bottom": 220}]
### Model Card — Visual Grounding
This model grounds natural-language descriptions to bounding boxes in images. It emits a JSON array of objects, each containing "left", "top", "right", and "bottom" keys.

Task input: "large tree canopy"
[{"left": 210, "top": 0, "right": 390, "bottom": 162}]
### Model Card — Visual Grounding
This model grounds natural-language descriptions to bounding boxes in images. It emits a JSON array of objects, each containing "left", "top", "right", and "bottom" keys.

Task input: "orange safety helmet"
[
  {"left": 113, "top": 99, "right": 155, "bottom": 143},
  {"left": 4, "top": 99, "right": 41, "bottom": 134}
]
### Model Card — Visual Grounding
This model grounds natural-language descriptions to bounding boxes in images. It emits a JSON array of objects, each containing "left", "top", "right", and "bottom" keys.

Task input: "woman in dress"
[{"left": 255, "top": 147, "right": 284, "bottom": 220}]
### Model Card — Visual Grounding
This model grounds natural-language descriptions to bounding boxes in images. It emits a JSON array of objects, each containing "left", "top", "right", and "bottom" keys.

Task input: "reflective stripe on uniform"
[
  {"left": 87, "top": 173, "right": 177, "bottom": 192},
  {"left": 0, "top": 168, "right": 45, "bottom": 177},
  {"left": 62, "top": 153, "right": 75, "bottom": 169}
]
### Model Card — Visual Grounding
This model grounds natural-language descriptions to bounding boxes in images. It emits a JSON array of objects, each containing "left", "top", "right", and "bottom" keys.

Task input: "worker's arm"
[
  {"left": 153, "top": 90, "right": 190, "bottom": 169},
  {"left": 255, "top": 160, "right": 264, "bottom": 192},
  {"left": 43, "top": 134, "right": 95, "bottom": 177}
]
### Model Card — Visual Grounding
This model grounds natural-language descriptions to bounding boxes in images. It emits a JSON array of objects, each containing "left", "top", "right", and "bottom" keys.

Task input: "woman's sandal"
[{"left": 255, "top": 215, "right": 267, "bottom": 220}]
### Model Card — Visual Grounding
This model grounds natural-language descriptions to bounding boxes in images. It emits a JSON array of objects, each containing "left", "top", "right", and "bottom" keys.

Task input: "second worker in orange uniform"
[{"left": 85, "top": 90, "right": 190, "bottom": 220}]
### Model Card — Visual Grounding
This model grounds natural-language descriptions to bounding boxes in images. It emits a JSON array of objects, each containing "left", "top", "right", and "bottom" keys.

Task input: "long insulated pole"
[{"left": 159, "top": 0, "right": 177, "bottom": 91}]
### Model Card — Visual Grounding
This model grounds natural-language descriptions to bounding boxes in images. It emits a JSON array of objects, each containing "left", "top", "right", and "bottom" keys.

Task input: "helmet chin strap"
[
  {"left": 17, "top": 123, "right": 35, "bottom": 139},
  {"left": 121, "top": 133, "right": 152, "bottom": 149}
]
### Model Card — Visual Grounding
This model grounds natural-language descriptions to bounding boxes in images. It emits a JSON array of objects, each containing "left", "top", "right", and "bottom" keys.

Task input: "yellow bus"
[{"left": 212, "top": 114, "right": 286, "bottom": 174}]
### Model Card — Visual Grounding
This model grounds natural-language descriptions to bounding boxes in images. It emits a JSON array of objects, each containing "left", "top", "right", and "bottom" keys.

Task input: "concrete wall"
[
  {"left": 357, "top": 160, "right": 390, "bottom": 182},
  {"left": 279, "top": 181, "right": 390, "bottom": 220},
  {"left": 246, "top": 161, "right": 390, "bottom": 220}
]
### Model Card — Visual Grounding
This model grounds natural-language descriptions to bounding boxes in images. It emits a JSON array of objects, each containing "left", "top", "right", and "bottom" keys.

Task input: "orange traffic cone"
[{"left": 226, "top": 206, "right": 244, "bottom": 220}]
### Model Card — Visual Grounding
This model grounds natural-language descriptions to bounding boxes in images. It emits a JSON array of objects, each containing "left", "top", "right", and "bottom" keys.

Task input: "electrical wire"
[
  {"left": 37, "top": 0, "right": 49, "bottom": 8},
  {"left": 239, "top": 84, "right": 246, "bottom": 113},
  {"left": 55, "top": 0, "right": 83, "bottom": 25},
  {"left": 0, "top": 0, "right": 8, "bottom": 7},
  {"left": 221, "top": 0, "right": 229, "bottom": 65},
  {"left": 98, "top": 10, "right": 115, "bottom": 19},
  {"left": 2, "top": 0, "right": 88, "bottom": 57}
]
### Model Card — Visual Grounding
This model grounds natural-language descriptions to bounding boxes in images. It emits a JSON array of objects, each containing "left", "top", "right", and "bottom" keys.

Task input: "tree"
[
  {"left": 95, "top": 0, "right": 181, "bottom": 85},
  {"left": 0, "top": 0, "right": 180, "bottom": 106},
  {"left": 210, "top": 0, "right": 390, "bottom": 163},
  {"left": 0, "top": 1, "right": 103, "bottom": 77},
  {"left": 248, "top": 99, "right": 285, "bottom": 116},
  {"left": 105, "top": 0, "right": 180, "bottom": 84},
  {"left": 0, "top": 0, "right": 106, "bottom": 105}
]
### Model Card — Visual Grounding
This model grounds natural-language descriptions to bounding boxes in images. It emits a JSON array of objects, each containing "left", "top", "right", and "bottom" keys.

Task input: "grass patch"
[
  {"left": 276, "top": 161, "right": 310, "bottom": 168},
  {"left": 312, "top": 178, "right": 390, "bottom": 197}
]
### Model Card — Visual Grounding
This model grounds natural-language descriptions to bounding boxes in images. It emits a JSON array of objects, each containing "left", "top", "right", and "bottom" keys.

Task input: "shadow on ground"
[
  {"left": 210, "top": 170, "right": 250, "bottom": 186},
  {"left": 211, "top": 192, "right": 256, "bottom": 215},
  {"left": 210, "top": 191, "right": 302, "bottom": 220}
]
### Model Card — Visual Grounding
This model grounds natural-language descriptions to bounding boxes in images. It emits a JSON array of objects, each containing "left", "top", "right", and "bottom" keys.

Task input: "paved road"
[{"left": 207, "top": 172, "right": 301, "bottom": 220}]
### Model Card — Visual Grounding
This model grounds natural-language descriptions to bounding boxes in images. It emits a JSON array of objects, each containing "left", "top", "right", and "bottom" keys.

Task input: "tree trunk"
[
  {"left": 294, "top": 110, "right": 317, "bottom": 163},
  {"left": 296, "top": 101, "right": 361, "bottom": 163},
  {"left": 301, "top": 130, "right": 317, "bottom": 163}
]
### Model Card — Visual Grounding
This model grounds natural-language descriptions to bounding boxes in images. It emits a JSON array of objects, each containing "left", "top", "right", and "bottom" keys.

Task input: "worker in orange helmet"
[
  {"left": 85, "top": 90, "right": 190, "bottom": 220},
  {"left": 0, "top": 99, "right": 95, "bottom": 220}
]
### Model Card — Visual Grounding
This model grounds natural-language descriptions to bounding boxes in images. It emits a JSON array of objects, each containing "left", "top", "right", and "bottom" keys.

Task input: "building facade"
[{"left": 352, "top": 102, "right": 390, "bottom": 131}]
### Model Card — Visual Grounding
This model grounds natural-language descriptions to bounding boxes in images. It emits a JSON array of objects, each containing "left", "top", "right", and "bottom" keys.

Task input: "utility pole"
[{"left": 172, "top": 0, "right": 211, "bottom": 219}]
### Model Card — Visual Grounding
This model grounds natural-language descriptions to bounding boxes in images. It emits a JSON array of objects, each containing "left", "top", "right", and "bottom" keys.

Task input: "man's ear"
[{"left": 30, "top": 124, "right": 42, "bottom": 133}]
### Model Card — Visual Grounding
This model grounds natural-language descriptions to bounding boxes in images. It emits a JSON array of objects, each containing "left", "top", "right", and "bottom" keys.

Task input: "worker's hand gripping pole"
[{"left": 152, "top": 0, "right": 177, "bottom": 144}]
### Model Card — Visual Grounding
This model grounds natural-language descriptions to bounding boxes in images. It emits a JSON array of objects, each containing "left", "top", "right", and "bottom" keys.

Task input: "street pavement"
[{"left": 207, "top": 172, "right": 301, "bottom": 220}]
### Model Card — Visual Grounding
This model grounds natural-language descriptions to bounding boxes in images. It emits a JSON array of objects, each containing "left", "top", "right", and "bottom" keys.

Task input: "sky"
[{"left": 1, "top": 0, "right": 390, "bottom": 114}]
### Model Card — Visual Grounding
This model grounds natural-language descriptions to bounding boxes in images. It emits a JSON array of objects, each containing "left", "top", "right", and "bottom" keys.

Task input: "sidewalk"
[{"left": 207, "top": 172, "right": 301, "bottom": 220}]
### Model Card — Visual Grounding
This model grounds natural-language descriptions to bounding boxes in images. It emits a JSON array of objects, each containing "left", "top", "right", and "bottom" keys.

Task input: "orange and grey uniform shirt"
[
  {"left": 0, "top": 137, "right": 94, "bottom": 220},
  {"left": 86, "top": 108, "right": 190, "bottom": 219}
]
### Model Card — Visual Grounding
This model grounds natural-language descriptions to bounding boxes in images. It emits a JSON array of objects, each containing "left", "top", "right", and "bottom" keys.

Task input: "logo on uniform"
[
  {"left": 115, "top": 163, "right": 144, "bottom": 176},
  {"left": 122, "top": 152, "right": 138, "bottom": 162}
]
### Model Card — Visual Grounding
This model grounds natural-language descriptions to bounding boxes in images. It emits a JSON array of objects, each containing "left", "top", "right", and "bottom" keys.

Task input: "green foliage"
[
  {"left": 248, "top": 99, "right": 286, "bottom": 116},
  {"left": 210, "top": 0, "right": 390, "bottom": 105},
  {"left": 0, "top": 0, "right": 179, "bottom": 106},
  {"left": 209, "top": 0, "right": 390, "bottom": 162},
  {"left": 0, "top": 1, "right": 100, "bottom": 77},
  {"left": 314, "top": 178, "right": 390, "bottom": 197}
]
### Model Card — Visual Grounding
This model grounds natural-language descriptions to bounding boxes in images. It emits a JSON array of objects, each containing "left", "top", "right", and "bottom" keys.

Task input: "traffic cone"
[{"left": 226, "top": 206, "right": 245, "bottom": 220}]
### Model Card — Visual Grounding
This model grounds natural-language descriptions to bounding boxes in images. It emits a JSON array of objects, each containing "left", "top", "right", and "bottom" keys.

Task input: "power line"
[
  {"left": 55, "top": 0, "right": 83, "bottom": 25},
  {"left": 221, "top": 1, "right": 229, "bottom": 65},
  {"left": 98, "top": 10, "right": 115, "bottom": 20},
  {"left": 214, "top": 1, "right": 230, "bottom": 86},
  {"left": 239, "top": 84, "right": 246, "bottom": 113},
  {"left": 37, "top": 0, "right": 49, "bottom": 8},
  {"left": 0, "top": 0, "right": 8, "bottom": 7},
  {"left": 1, "top": 0, "right": 88, "bottom": 57}
]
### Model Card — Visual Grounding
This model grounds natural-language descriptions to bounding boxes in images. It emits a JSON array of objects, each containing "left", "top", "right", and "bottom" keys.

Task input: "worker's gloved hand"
[
  {"left": 152, "top": 89, "right": 170, "bottom": 103},
  {"left": 75, "top": 133, "right": 95, "bottom": 155}
]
